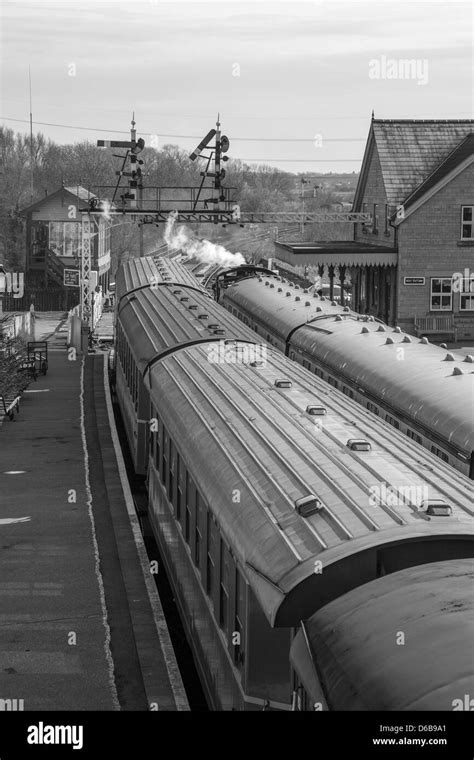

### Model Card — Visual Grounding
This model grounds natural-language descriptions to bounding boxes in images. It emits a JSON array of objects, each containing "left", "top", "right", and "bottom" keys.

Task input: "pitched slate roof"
[
  {"left": 353, "top": 119, "right": 474, "bottom": 209},
  {"left": 64, "top": 185, "right": 96, "bottom": 202},
  {"left": 21, "top": 185, "right": 96, "bottom": 214},
  {"left": 402, "top": 132, "right": 474, "bottom": 212}
]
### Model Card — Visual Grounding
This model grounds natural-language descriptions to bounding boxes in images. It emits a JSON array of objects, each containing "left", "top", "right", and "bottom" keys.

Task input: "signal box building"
[
  {"left": 21, "top": 185, "right": 111, "bottom": 306},
  {"left": 274, "top": 119, "right": 474, "bottom": 342}
]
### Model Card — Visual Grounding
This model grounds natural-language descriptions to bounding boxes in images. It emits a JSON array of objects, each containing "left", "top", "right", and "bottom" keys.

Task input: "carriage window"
[
  {"left": 234, "top": 570, "right": 245, "bottom": 666},
  {"left": 161, "top": 427, "right": 168, "bottom": 486},
  {"left": 219, "top": 540, "right": 230, "bottom": 634},
  {"left": 195, "top": 492, "right": 203, "bottom": 569},
  {"left": 169, "top": 438, "right": 175, "bottom": 503},
  {"left": 367, "top": 401, "right": 380, "bottom": 415},
  {"left": 430, "top": 445, "right": 449, "bottom": 463},
  {"left": 176, "top": 454, "right": 182, "bottom": 520},
  {"left": 206, "top": 513, "right": 216, "bottom": 598},
  {"left": 185, "top": 473, "right": 192, "bottom": 544},
  {"left": 154, "top": 416, "right": 160, "bottom": 468},
  {"left": 407, "top": 429, "right": 423, "bottom": 444},
  {"left": 385, "top": 414, "right": 400, "bottom": 429}
]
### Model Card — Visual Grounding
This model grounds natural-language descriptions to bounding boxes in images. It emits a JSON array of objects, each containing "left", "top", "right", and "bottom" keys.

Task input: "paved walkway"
[{"left": 0, "top": 349, "right": 187, "bottom": 711}]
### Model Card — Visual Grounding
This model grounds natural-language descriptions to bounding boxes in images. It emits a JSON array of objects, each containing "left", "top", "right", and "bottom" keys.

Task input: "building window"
[
  {"left": 49, "top": 221, "right": 82, "bottom": 257},
  {"left": 460, "top": 278, "right": 474, "bottom": 310},
  {"left": 430, "top": 278, "right": 452, "bottom": 311},
  {"left": 461, "top": 206, "right": 473, "bottom": 239}
]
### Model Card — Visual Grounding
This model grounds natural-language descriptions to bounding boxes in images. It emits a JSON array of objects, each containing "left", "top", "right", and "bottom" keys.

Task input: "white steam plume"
[{"left": 164, "top": 211, "right": 245, "bottom": 267}]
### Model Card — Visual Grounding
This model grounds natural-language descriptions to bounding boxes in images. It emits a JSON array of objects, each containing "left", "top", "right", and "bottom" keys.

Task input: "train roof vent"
[
  {"left": 290, "top": 282, "right": 295, "bottom": 287},
  {"left": 385, "top": 337, "right": 394, "bottom": 344},
  {"left": 278, "top": 288, "right": 283, "bottom": 292},
  {"left": 452, "top": 367, "right": 464, "bottom": 376},
  {"left": 440, "top": 343, "right": 447, "bottom": 349},
  {"left": 346, "top": 438, "right": 372, "bottom": 452},
  {"left": 377, "top": 325, "right": 385, "bottom": 332},
  {"left": 173, "top": 289, "right": 182, "bottom": 294},
  {"left": 295, "top": 495, "right": 322, "bottom": 518},
  {"left": 463, "top": 354, "right": 474, "bottom": 362},
  {"left": 208, "top": 323, "right": 219, "bottom": 329},
  {"left": 444, "top": 353, "right": 455, "bottom": 361},
  {"left": 250, "top": 360, "right": 265, "bottom": 367},
  {"left": 213, "top": 329, "right": 226, "bottom": 335},
  {"left": 343, "top": 306, "right": 350, "bottom": 312},
  {"left": 189, "top": 304, "right": 198, "bottom": 310},
  {"left": 304, "top": 289, "right": 309, "bottom": 294},
  {"left": 286, "top": 292, "right": 291, "bottom": 297},
  {"left": 180, "top": 296, "right": 190, "bottom": 302},
  {"left": 313, "top": 292, "right": 319, "bottom": 298},
  {"left": 198, "top": 314, "right": 208, "bottom": 319},
  {"left": 393, "top": 326, "right": 402, "bottom": 333},
  {"left": 421, "top": 499, "right": 452, "bottom": 517},
  {"left": 305, "top": 301, "right": 311, "bottom": 307},
  {"left": 295, "top": 285, "right": 300, "bottom": 289},
  {"left": 335, "top": 315, "right": 343, "bottom": 321},
  {"left": 361, "top": 326, "right": 370, "bottom": 333},
  {"left": 420, "top": 337, "right": 429, "bottom": 344},
  {"left": 316, "top": 307, "right": 323, "bottom": 313},
  {"left": 331, "top": 300, "right": 337, "bottom": 306},
  {"left": 402, "top": 335, "right": 412, "bottom": 343},
  {"left": 265, "top": 281, "right": 269, "bottom": 286},
  {"left": 270, "top": 283, "right": 275, "bottom": 288},
  {"left": 306, "top": 405, "right": 327, "bottom": 416},
  {"left": 258, "top": 277, "right": 263, "bottom": 282},
  {"left": 295, "top": 296, "right": 301, "bottom": 301},
  {"left": 275, "top": 379, "right": 292, "bottom": 388}
]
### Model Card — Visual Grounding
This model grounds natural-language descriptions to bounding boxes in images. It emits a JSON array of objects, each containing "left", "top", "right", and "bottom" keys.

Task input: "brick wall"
[
  {"left": 354, "top": 149, "right": 396, "bottom": 248},
  {"left": 397, "top": 162, "right": 474, "bottom": 339}
]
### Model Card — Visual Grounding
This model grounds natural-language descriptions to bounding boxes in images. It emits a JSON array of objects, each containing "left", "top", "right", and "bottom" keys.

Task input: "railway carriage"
[
  {"left": 115, "top": 257, "right": 474, "bottom": 710},
  {"left": 220, "top": 272, "right": 474, "bottom": 478}
]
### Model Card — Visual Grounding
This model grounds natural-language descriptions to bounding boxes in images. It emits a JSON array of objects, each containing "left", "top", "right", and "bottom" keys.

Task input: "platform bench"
[{"left": 414, "top": 316, "right": 457, "bottom": 342}]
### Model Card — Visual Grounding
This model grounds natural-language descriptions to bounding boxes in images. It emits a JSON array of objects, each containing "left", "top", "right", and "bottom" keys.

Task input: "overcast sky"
[{"left": 0, "top": 0, "right": 472, "bottom": 173}]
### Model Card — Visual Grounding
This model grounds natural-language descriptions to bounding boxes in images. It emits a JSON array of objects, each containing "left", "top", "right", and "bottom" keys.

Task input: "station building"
[
  {"left": 274, "top": 119, "right": 474, "bottom": 342},
  {"left": 18, "top": 185, "right": 111, "bottom": 310}
]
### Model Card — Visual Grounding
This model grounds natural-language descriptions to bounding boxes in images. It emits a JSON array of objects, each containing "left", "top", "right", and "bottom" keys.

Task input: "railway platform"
[{"left": 0, "top": 341, "right": 188, "bottom": 711}]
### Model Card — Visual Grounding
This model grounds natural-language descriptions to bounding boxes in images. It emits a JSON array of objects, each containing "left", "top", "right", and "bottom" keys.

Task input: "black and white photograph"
[{"left": 0, "top": 0, "right": 473, "bottom": 754}]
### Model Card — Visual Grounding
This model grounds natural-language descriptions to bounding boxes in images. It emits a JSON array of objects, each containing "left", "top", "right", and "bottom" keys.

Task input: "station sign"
[
  {"left": 64, "top": 269, "right": 80, "bottom": 287},
  {"left": 404, "top": 277, "right": 425, "bottom": 285}
]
